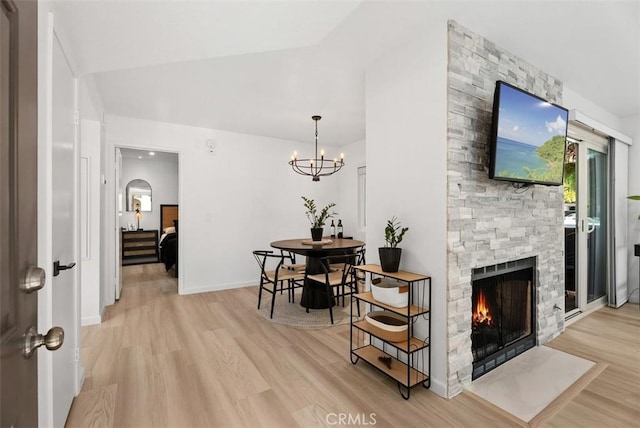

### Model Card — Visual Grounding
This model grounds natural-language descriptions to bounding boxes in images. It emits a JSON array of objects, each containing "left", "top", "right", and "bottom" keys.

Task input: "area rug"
[
  {"left": 465, "top": 346, "right": 597, "bottom": 423},
  {"left": 256, "top": 293, "right": 359, "bottom": 329}
]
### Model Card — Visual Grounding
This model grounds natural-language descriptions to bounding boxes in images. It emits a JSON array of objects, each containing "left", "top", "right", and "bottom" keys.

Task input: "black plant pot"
[
  {"left": 379, "top": 247, "right": 402, "bottom": 272},
  {"left": 311, "top": 227, "right": 324, "bottom": 241}
]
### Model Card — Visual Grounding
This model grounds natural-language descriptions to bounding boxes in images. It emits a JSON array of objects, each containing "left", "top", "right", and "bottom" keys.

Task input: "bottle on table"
[
  {"left": 330, "top": 220, "right": 336, "bottom": 238},
  {"left": 337, "top": 219, "right": 343, "bottom": 238}
]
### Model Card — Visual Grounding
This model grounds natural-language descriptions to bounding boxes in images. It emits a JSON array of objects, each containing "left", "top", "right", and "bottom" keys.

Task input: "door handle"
[
  {"left": 22, "top": 326, "right": 64, "bottom": 359},
  {"left": 53, "top": 261, "right": 76, "bottom": 277},
  {"left": 581, "top": 218, "right": 596, "bottom": 234},
  {"left": 20, "top": 266, "right": 46, "bottom": 293}
]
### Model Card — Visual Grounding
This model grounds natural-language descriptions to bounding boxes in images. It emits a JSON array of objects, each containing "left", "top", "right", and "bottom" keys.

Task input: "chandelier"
[{"left": 289, "top": 115, "right": 344, "bottom": 181}]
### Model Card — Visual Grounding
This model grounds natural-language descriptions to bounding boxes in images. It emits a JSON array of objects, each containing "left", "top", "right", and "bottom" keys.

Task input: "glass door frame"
[{"left": 572, "top": 139, "right": 609, "bottom": 317}]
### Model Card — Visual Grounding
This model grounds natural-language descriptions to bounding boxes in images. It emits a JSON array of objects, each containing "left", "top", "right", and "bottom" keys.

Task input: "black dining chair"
[
  {"left": 305, "top": 248, "right": 364, "bottom": 324},
  {"left": 279, "top": 249, "right": 306, "bottom": 301},
  {"left": 328, "top": 246, "right": 366, "bottom": 307},
  {"left": 350, "top": 246, "right": 366, "bottom": 296},
  {"left": 253, "top": 250, "right": 305, "bottom": 318},
  {"left": 280, "top": 250, "right": 306, "bottom": 275}
]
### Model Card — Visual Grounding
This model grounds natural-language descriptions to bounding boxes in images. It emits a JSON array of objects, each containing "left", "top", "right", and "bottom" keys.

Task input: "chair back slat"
[
  {"left": 254, "top": 249, "right": 306, "bottom": 319},
  {"left": 253, "top": 250, "right": 287, "bottom": 282}
]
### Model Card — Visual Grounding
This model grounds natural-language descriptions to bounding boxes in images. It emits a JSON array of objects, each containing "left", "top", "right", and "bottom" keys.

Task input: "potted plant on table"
[
  {"left": 302, "top": 196, "right": 336, "bottom": 241},
  {"left": 379, "top": 216, "right": 409, "bottom": 272}
]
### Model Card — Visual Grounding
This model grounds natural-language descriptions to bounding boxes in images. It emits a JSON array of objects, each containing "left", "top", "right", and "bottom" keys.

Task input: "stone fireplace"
[
  {"left": 446, "top": 21, "right": 565, "bottom": 397},
  {"left": 471, "top": 257, "right": 536, "bottom": 379}
]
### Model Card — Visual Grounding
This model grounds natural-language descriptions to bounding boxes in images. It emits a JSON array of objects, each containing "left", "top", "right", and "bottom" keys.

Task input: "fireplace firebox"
[{"left": 471, "top": 257, "right": 536, "bottom": 379}]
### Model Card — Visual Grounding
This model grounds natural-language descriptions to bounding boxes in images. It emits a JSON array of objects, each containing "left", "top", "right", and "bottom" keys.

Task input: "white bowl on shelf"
[
  {"left": 370, "top": 278, "right": 408, "bottom": 308},
  {"left": 364, "top": 311, "right": 408, "bottom": 342}
]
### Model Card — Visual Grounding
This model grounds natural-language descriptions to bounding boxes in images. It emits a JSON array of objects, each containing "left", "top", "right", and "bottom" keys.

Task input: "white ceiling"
[{"left": 54, "top": 0, "right": 639, "bottom": 146}]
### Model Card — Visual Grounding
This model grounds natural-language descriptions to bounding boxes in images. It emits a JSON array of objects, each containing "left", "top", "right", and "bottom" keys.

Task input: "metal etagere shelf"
[{"left": 350, "top": 264, "right": 431, "bottom": 399}]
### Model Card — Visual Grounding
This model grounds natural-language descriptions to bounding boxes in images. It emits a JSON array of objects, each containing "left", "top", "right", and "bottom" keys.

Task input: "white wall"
[
  {"left": 120, "top": 155, "right": 178, "bottom": 232},
  {"left": 78, "top": 72, "right": 105, "bottom": 327},
  {"left": 564, "top": 86, "right": 622, "bottom": 131},
  {"left": 80, "top": 119, "right": 102, "bottom": 326},
  {"left": 337, "top": 139, "right": 365, "bottom": 241},
  {"left": 78, "top": 74, "right": 103, "bottom": 122},
  {"left": 365, "top": 23, "right": 448, "bottom": 397},
  {"left": 105, "top": 115, "right": 340, "bottom": 296},
  {"left": 100, "top": 114, "right": 112, "bottom": 309},
  {"left": 623, "top": 114, "right": 640, "bottom": 304}
]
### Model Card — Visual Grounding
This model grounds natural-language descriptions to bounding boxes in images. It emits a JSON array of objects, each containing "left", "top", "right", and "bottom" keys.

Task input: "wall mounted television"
[{"left": 488, "top": 81, "right": 568, "bottom": 186}]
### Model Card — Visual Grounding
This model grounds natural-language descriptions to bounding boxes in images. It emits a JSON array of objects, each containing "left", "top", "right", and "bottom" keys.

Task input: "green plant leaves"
[
  {"left": 384, "top": 216, "right": 408, "bottom": 248},
  {"left": 302, "top": 196, "right": 336, "bottom": 228}
]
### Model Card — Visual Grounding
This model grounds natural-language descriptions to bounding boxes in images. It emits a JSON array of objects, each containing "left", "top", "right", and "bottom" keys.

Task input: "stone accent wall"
[{"left": 446, "top": 21, "right": 565, "bottom": 396}]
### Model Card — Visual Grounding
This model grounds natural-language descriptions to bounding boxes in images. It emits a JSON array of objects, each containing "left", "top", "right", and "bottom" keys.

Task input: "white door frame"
[
  {"left": 566, "top": 120, "right": 611, "bottom": 320},
  {"left": 105, "top": 142, "right": 183, "bottom": 303},
  {"left": 567, "top": 110, "right": 633, "bottom": 316},
  {"left": 114, "top": 147, "right": 122, "bottom": 300},
  {"left": 37, "top": 11, "right": 83, "bottom": 427},
  {"left": 575, "top": 139, "right": 609, "bottom": 313}
]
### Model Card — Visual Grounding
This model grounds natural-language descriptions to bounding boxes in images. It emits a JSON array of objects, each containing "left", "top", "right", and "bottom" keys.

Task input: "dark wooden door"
[{"left": 0, "top": 1, "right": 40, "bottom": 426}]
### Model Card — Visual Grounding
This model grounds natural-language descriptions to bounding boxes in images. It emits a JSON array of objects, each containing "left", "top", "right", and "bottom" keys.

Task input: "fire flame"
[{"left": 473, "top": 289, "right": 493, "bottom": 327}]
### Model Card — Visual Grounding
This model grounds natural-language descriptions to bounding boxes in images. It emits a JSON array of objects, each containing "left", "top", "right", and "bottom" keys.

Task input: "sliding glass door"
[
  {"left": 585, "top": 148, "right": 608, "bottom": 304},
  {"left": 564, "top": 142, "right": 578, "bottom": 313},
  {"left": 564, "top": 129, "right": 609, "bottom": 317}
]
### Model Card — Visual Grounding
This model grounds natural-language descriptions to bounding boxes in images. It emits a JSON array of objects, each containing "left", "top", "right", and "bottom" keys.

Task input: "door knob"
[
  {"left": 20, "top": 266, "right": 46, "bottom": 293},
  {"left": 53, "top": 260, "right": 76, "bottom": 277},
  {"left": 23, "top": 326, "right": 64, "bottom": 359}
]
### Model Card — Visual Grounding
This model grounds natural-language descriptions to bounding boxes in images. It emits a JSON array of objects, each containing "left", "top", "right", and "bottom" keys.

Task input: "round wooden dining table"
[{"left": 270, "top": 237, "right": 365, "bottom": 309}]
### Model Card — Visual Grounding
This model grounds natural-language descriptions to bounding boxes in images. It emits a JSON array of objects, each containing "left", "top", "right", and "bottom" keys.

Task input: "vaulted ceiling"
[{"left": 53, "top": 0, "right": 639, "bottom": 145}]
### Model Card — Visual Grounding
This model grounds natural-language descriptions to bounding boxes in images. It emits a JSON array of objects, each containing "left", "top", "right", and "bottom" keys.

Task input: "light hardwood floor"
[{"left": 66, "top": 264, "right": 640, "bottom": 427}]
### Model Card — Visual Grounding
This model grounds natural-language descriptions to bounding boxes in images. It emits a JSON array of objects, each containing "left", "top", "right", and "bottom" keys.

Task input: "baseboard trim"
[
  {"left": 429, "top": 378, "right": 448, "bottom": 398},
  {"left": 179, "top": 280, "right": 255, "bottom": 295},
  {"left": 81, "top": 315, "right": 102, "bottom": 326}
]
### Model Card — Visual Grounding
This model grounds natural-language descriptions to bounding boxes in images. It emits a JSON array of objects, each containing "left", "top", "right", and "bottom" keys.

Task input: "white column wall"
[
  {"left": 80, "top": 119, "right": 102, "bottom": 325},
  {"left": 337, "top": 139, "right": 365, "bottom": 241},
  {"left": 365, "top": 24, "right": 448, "bottom": 397}
]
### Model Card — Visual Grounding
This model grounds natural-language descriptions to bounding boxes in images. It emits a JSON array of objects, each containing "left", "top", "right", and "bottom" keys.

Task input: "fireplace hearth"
[{"left": 471, "top": 257, "right": 536, "bottom": 379}]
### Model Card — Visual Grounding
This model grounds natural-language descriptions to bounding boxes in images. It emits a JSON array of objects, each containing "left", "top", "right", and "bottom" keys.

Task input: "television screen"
[{"left": 489, "top": 81, "right": 568, "bottom": 186}]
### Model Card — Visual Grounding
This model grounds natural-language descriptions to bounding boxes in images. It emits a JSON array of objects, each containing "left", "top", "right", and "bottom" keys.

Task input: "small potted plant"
[
  {"left": 379, "top": 216, "right": 409, "bottom": 272},
  {"left": 302, "top": 196, "right": 337, "bottom": 241}
]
